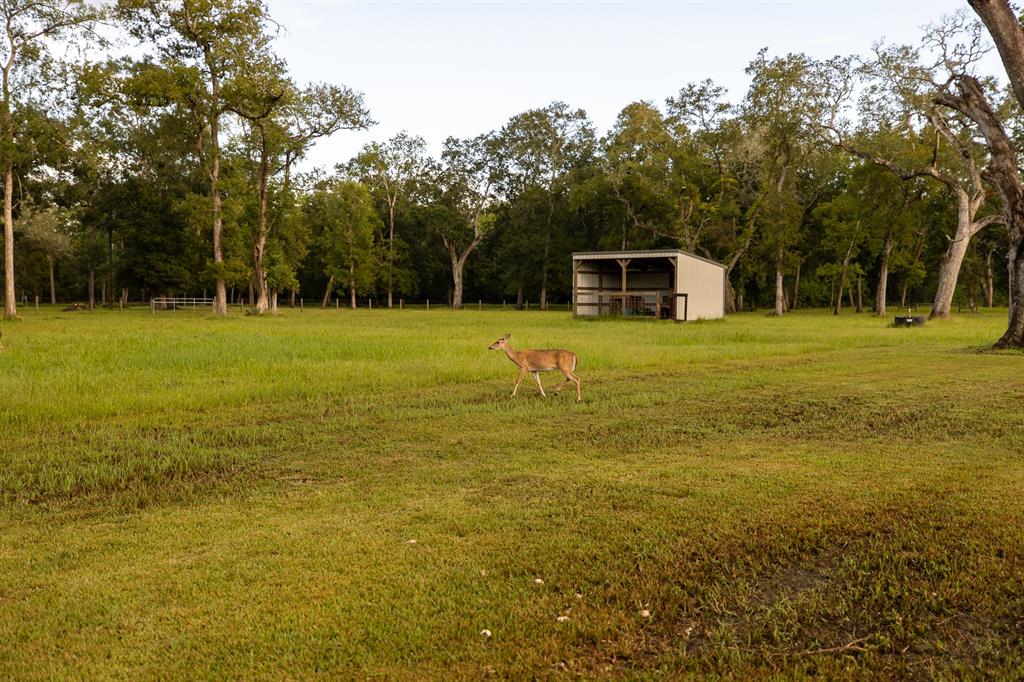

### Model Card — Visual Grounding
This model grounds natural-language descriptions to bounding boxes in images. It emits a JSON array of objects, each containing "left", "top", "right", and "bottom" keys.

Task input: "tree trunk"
[
  {"left": 773, "top": 246, "right": 785, "bottom": 315},
  {"left": 930, "top": 219, "right": 974, "bottom": 319},
  {"left": 829, "top": 278, "right": 835, "bottom": 312},
  {"left": 835, "top": 238, "right": 856, "bottom": 315},
  {"left": 48, "top": 255, "right": 56, "bottom": 304},
  {"left": 516, "top": 285, "right": 524, "bottom": 310},
  {"left": 253, "top": 140, "right": 271, "bottom": 314},
  {"left": 791, "top": 260, "right": 801, "bottom": 311},
  {"left": 856, "top": 273, "right": 863, "bottom": 313},
  {"left": 539, "top": 238, "right": 550, "bottom": 311},
  {"left": 290, "top": 288, "right": 296, "bottom": 307},
  {"left": 985, "top": 246, "right": 995, "bottom": 307},
  {"left": 387, "top": 200, "right": 395, "bottom": 308},
  {"left": 875, "top": 234, "right": 893, "bottom": 316},
  {"left": 736, "top": 287, "right": 744, "bottom": 312},
  {"left": 107, "top": 226, "right": 114, "bottom": 309},
  {"left": 2, "top": 169, "right": 13, "bottom": 319},
  {"left": 88, "top": 269, "right": 95, "bottom": 310},
  {"left": 321, "top": 275, "right": 334, "bottom": 308},
  {"left": 452, "top": 257, "right": 464, "bottom": 309},
  {"left": 270, "top": 289, "right": 278, "bottom": 314},
  {"left": 247, "top": 279, "right": 254, "bottom": 307},
  {"left": 349, "top": 261, "right": 357, "bottom": 309}
]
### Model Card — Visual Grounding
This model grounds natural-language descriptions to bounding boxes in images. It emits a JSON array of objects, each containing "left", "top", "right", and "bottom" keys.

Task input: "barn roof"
[{"left": 571, "top": 249, "right": 725, "bottom": 269}]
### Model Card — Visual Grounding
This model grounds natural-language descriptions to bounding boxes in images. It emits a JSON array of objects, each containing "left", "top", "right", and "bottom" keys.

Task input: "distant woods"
[{"left": 3, "top": 1, "right": 1024, "bottom": 346}]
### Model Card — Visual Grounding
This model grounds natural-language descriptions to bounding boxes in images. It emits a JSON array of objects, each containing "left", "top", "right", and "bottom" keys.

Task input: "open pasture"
[{"left": 1, "top": 308, "right": 1022, "bottom": 678}]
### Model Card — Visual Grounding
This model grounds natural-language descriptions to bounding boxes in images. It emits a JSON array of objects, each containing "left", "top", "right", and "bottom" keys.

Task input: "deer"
[{"left": 488, "top": 333, "right": 581, "bottom": 402}]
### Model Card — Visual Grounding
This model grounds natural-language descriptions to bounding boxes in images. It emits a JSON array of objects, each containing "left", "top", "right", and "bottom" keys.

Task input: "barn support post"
[
  {"left": 572, "top": 259, "right": 580, "bottom": 319},
  {"left": 616, "top": 258, "right": 631, "bottom": 316}
]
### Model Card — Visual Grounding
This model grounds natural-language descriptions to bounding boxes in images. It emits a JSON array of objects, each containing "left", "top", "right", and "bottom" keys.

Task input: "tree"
[
  {"left": 502, "top": 102, "right": 594, "bottom": 309},
  {"left": 433, "top": 133, "right": 503, "bottom": 309},
  {"left": 742, "top": 50, "right": 825, "bottom": 316},
  {"left": 814, "top": 43, "right": 1001, "bottom": 320},
  {"left": 601, "top": 101, "right": 674, "bottom": 250},
  {"left": 235, "top": 77, "right": 370, "bottom": 314},
  {"left": 1, "top": 0, "right": 102, "bottom": 319},
  {"left": 963, "top": 1, "right": 1024, "bottom": 346},
  {"left": 120, "top": 0, "right": 279, "bottom": 316},
  {"left": 347, "top": 132, "right": 426, "bottom": 308},
  {"left": 306, "top": 180, "right": 379, "bottom": 309},
  {"left": 18, "top": 204, "right": 71, "bottom": 303}
]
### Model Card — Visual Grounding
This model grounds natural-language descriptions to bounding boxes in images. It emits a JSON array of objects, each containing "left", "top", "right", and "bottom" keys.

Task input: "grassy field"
[{"left": 1, "top": 305, "right": 1022, "bottom": 678}]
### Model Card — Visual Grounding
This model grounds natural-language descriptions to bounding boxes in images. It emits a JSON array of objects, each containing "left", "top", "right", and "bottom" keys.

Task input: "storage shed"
[{"left": 572, "top": 249, "right": 726, "bottom": 321}]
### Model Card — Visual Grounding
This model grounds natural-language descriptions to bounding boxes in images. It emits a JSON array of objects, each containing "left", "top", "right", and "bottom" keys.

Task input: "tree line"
[{"left": 4, "top": 0, "right": 1024, "bottom": 346}]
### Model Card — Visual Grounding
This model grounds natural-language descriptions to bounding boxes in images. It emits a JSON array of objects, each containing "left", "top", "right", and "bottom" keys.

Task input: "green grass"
[{"left": 1, "top": 306, "right": 1022, "bottom": 678}]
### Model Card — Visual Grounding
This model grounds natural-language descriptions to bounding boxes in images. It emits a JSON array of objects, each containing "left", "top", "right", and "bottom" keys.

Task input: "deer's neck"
[{"left": 503, "top": 345, "right": 520, "bottom": 363}]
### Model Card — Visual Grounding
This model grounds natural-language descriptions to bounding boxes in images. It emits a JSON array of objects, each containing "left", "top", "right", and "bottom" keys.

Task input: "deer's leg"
[
  {"left": 554, "top": 370, "right": 570, "bottom": 394},
  {"left": 511, "top": 368, "right": 527, "bottom": 397},
  {"left": 532, "top": 371, "right": 546, "bottom": 397},
  {"left": 569, "top": 372, "right": 581, "bottom": 402}
]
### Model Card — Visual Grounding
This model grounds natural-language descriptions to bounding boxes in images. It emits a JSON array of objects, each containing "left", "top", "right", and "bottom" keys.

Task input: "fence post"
[
  {"left": 426, "top": 299, "right": 430, "bottom": 310},
  {"left": 479, "top": 299, "right": 482, "bottom": 311},
  {"left": 35, "top": 295, "right": 39, "bottom": 311},
  {"left": 400, "top": 298, "right": 403, "bottom": 310},
  {"left": 151, "top": 299, "right": 155, "bottom": 315},
  {"left": 525, "top": 301, "right": 529, "bottom": 311},
  {"left": 300, "top": 298, "right": 303, "bottom": 312},
  {"left": 369, "top": 298, "right": 372, "bottom": 309}
]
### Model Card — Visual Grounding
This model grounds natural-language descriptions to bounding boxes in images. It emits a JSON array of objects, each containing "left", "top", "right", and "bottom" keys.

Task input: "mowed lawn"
[{"left": 1, "top": 306, "right": 1022, "bottom": 678}]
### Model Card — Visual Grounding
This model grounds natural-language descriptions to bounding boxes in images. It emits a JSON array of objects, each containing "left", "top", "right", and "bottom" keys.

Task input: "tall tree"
[
  {"left": 434, "top": 133, "right": 503, "bottom": 309},
  {"left": 120, "top": 0, "right": 278, "bottom": 316},
  {"left": 347, "top": 132, "right": 426, "bottom": 308},
  {"left": 307, "top": 180, "right": 379, "bottom": 309},
  {"left": 502, "top": 102, "right": 593, "bottom": 309},
  {"left": 963, "top": 1, "right": 1024, "bottom": 346},
  {"left": 0, "top": 0, "right": 101, "bottom": 319}
]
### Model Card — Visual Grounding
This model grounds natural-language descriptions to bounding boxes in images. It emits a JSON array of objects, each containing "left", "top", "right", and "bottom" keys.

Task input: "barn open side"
[{"left": 571, "top": 249, "right": 726, "bottom": 321}]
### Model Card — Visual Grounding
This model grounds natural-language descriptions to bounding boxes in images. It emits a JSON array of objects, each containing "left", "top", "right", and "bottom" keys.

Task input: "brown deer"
[{"left": 488, "top": 333, "right": 581, "bottom": 402}]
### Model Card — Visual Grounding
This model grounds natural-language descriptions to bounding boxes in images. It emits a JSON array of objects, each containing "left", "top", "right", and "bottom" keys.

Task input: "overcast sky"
[{"left": 264, "top": 0, "right": 998, "bottom": 169}]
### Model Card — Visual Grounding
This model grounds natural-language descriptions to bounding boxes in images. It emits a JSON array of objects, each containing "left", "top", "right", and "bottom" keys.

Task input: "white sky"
[{"left": 265, "top": 0, "right": 1000, "bottom": 169}]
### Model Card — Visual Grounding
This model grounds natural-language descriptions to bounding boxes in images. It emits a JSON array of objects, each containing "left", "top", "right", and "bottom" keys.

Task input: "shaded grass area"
[{"left": 1, "top": 307, "right": 1022, "bottom": 677}]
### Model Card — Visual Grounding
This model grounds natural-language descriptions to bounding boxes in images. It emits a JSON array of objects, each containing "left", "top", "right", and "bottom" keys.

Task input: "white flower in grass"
[
  {"left": 533, "top": 578, "right": 544, "bottom": 585},
  {"left": 556, "top": 615, "right": 570, "bottom": 623},
  {"left": 639, "top": 609, "right": 651, "bottom": 619},
  {"left": 405, "top": 539, "right": 417, "bottom": 545},
  {"left": 480, "top": 629, "right": 492, "bottom": 638}
]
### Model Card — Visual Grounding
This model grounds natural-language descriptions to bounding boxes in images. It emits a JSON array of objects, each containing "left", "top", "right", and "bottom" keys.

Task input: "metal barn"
[{"left": 572, "top": 249, "right": 726, "bottom": 321}]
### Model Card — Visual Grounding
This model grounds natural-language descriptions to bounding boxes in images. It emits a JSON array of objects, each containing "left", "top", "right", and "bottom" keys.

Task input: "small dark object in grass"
[
  {"left": 893, "top": 315, "right": 925, "bottom": 328},
  {"left": 62, "top": 302, "right": 88, "bottom": 312}
]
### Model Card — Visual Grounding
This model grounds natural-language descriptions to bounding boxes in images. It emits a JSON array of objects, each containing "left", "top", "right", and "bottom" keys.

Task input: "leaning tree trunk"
[
  {"left": 772, "top": 246, "right": 785, "bottom": 316},
  {"left": 875, "top": 234, "right": 893, "bottom": 316},
  {"left": 835, "top": 238, "right": 856, "bottom": 316},
  {"left": 321, "top": 275, "right": 334, "bottom": 308},
  {"left": 930, "top": 60, "right": 1024, "bottom": 344},
  {"left": 930, "top": 188, "right": 987, "bottom": 320}
]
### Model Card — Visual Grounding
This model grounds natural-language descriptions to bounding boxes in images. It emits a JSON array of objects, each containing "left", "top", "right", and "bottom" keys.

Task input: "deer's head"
[{"left": 488, "top": 333, "right": 511, "bottom": 351}]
